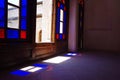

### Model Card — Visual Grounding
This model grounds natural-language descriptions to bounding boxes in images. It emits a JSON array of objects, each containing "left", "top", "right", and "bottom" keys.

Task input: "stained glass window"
[
  {"left": 56, "top": 0, "right": 67, "bottom": 40},
  {"left": 0, "top": 0, "right": 27, "bottom": 41}
]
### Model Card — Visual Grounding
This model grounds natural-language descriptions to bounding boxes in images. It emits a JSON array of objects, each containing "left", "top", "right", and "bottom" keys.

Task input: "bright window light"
[
  {"left": 27, "top": 67, "right": 42, "bottom": 72},
  {"left": 20, "top": 66, "right": 35, "bottom": 71},
  {"left": 8, "top": 0, "right": 20, "bottom": 6},
  {"left": 60, "top": 22, "right": 63, "bottom": 34},
  {"left": 43, "top": 56, "right": 71, "bottom": 64},
  {"left": 36, "top": 0, "right": 53, "bottom": 43},
  {"left": 37, "top": 0, "right": 43, "bottom": 2},
  {"left": 60, "top": 9, "right": 63, "bottom": 21}
]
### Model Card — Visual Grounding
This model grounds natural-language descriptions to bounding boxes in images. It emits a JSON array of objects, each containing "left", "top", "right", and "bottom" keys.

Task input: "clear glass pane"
[
  {"left": 60, "top": 9, "right": 64, "bottom": 21},
  {"left": 37, "top": 0, "right": 43, "bottom": 3},
  {"left": 60, "top": 22, "right": 63, "bottom": 34},
  {"left": 8, "top": 5, "right": 19, "bottom": 29},
  {"left": 8, "top": 0, "right": 20, "bottom": 6},
  {"left": 37, "top": 4, "right": 43, "bottom": 15}
]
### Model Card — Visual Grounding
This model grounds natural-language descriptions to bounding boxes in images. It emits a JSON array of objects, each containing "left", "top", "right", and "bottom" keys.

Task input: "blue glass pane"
[
  {"left": 56, "top": 8, "right": 60, "bottom": 33},
  {"left": 0, "top": 9, "right": 4, "bottom": 18},
  {"left": 60, "top": 4, "right": 64, "bottom": 9},
  {"left": 11, "top": 70, "right": 30, "bottom": 76},
  {"left": 21, "top": 0, "right": 27, "bottom": 6},
  {"left": 0, "top": 0, "right": 5, "bottom": 7},
  {"left": 21, "top": 7, "right": 27, "bottom": 17},
  {"left": 59, "top": 34, "right": 63, "bottom": 40},
  {"left": 0, "top": 0, "right": 5, "bottom": 28},
  {"left": 21, "top": 18, "right": 27, "bottom": 30},
  {"left": 63, "top": 11, "right": 67, "bottom": 34},
  {"left": 7, "top": 30, "right": 19, "bottom": 39},
  {"left": 0, "top": 21, "right": 5, "bottom": 28},
  {"left": 21, "top": 0, "right": 27, "bottom": 30}
]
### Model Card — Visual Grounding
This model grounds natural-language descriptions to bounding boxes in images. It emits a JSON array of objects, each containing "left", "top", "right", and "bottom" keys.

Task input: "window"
[
  {"left": 56, "top": 0, "right": 67, "bottom": 40},
  {"left": 0, "top": 0, "right": 27, "bottom": 41},
  {"left": 36, "top": 0, "right": 53, "bottom": 43}
]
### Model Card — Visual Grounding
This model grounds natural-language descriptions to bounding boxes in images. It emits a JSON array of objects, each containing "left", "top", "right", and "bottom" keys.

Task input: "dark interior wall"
[
  {"left": 83, "top": 0, "right": 120, "bottom": 52},
  {"left": 0, "top": 44, "right": 33, "bottom": 68}
]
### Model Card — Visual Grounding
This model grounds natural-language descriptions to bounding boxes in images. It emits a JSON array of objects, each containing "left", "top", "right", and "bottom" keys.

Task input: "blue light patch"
[
  {"left": 33, "top": 64, "right": 48, "bottom": 69},
  {"left": 7, "top": 30, "right": 19, "bottom": 39},
  {"left": 65, "top": 53, "right": 77, "bottom": 56},
  {"left": 11, "top": 70, "right": 30, "bottom": 76}
]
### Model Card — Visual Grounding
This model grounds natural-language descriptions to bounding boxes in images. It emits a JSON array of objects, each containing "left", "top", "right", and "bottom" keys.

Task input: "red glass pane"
[
  {"left": 63, "top": 34, "right": 65, "bottom": 39},
  {"left": 58, "top": 2, "right": 60, "bottom": 7},
  {"left": 64, "top": 6, "right": 66, "bottom": 11},
  {"left": 56, "top": 34, "right": 59, "bottom": 39},
  {"left": 62, "top": 0, "right": 65, "bottom": 4},
  {"left": 20, "top": 31, "right": 26, "bottom": 39},
  {"left": 0, "top": 29, "right": 5, "bottom": 38},
  {"left": 79, "top": 0, "right": 83, "bottom": 6}
]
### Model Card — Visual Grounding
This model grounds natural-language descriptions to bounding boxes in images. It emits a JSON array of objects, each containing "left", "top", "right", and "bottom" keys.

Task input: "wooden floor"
[{"left": 0, "top": 51, "right": 120, "bottom": 80}]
